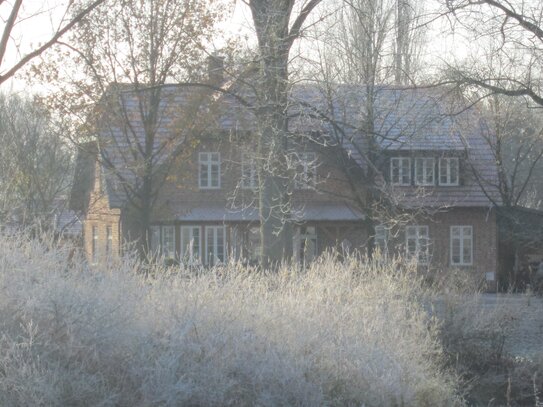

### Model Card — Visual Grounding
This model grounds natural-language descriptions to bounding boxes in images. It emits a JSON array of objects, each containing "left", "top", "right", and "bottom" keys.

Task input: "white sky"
[{"left": 1, "top": 0, "right": 479, "bottom": 93}]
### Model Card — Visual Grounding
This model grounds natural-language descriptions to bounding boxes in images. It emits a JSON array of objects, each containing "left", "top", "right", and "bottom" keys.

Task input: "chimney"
[{"left": 207, "top": 53, "right": 224, "bottom": 85}]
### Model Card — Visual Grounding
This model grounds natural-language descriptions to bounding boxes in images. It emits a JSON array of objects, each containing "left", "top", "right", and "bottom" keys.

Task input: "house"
[{"left": 70, "top": 70, "right": 502, "bottom": 289}]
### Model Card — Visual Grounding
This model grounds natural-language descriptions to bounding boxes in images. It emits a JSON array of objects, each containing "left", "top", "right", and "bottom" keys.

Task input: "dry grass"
[{"left": 0, "top": 234, "right": 463, "bottom": 406}]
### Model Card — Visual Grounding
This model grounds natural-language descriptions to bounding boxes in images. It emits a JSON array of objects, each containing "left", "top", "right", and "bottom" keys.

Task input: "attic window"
[
  {"left": 390, "top": 157, "right": 411, "bottom": 186},
  {"left": 439, "top": 158, "right": 459, "bottom": 186},
  {"left": 415, "top": 158, "right": 435, "bottom": 186}
]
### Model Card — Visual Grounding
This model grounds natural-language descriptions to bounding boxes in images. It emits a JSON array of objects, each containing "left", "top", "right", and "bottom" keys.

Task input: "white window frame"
[
  {"left": 161, "top": 225, "right": 176, "bottom": 259},
  {"left": 439, "top": 157, "right": 459, "bottom": 186},
  {"left": 205, "top": 226, "right": 226, "bottom": 266},
  {"left": 199, "top": 152, "right": 221, "bottom": 189},
  {"left": 450, "top": 225, "right": 473, "bottom": 266},
  {"left": 374, "top": 224, "right": 389, "bottom": 258},
  {"left": 414, "top": 157, "right": 435, "bottom": 186},
  {"left": 149, "top": 226, "right": 161, "bottom": 255},
  {"left": 241, "top": 154, "right": 258, "bottom": 190},
  {"left": 295, "top": 152, "right": 317, "bottom": 189},
  {"left": 181, "top": 226, "right": 201, "bottom": 265},
  {"left": 390, "top": 157, "right": 411, "bottom": 186},
  {"left": 405, "top": 225, "right": 430, "bottom": 264}
]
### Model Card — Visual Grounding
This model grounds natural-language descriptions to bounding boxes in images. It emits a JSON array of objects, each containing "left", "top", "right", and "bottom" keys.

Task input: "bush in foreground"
[{"left": 0, "top": 235, "right": 462, "bottom": 406}]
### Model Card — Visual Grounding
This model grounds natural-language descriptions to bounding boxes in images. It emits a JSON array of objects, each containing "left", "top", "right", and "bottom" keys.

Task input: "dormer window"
[
  {"left": 199, "top": 152, "right": 220, "bottom": 189},
  {"left": 415, "top": 158, "right": 435, "bottom": 186},
  {"left": 295, "top": 152, "right": 317, "bottom": 189},
  {"left": 390, "top": 157, "right": 411, "bottom": 185},
  {"left": 439, "top": 157, "right": 459, "bottom": 186},
  {"left": 241, "top": 154, "right": 258, "bottom": 190}
]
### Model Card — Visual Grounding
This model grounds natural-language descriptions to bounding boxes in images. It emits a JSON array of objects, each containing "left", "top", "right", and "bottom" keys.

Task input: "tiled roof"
[{"left": 95, "top": 83, "right": 499, "bottom": 210}]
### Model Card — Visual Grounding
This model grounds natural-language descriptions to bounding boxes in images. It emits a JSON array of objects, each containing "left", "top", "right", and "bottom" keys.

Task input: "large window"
[
  {"left": 295, "top": 152, "right": 317, "bottom": 189},
  {"left": 161, "top": 226, "right": 176, "bottom": 259},
  {"left": 295, "top": 225, "right": 317, "bottom": 265},
  {"left": 415, "top": 158, "right": 435, "bottom": 186},
  {"left": 199, "top": 152, "right": 220, "bottom": 189},
  {"left": 241, "top": 154, "right": 258, "bottom": 189},
  {"left": 390, "top": 157, "right": 411, "bottom": 185},
  {"left": 374, "top": 224, "right": 389, "bottom": 258},
  {"left": 450, "top": 226, "right": 473, "bottom": 266},
  {"left": 405, "top": 225, "right": 429, "bottom": 264},
  {"left": 181, "top": 226, "right": 201, "bottom": 264},
  {"left": 439, "top": 157, "right": 459, "bottom": 186},
  {"left": 205, "top": 226, "right": 225, "bottom": 266}
]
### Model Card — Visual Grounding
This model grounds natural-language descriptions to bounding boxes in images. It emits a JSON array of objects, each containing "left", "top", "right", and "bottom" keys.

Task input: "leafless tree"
[
  {"left": 0, "top": 93, "right": 72, "bottom": 227},
  {"left": 0, "top": 0, "right": 106, "bottom": 86},
  {"left": 36, "top": 0, "right": 224, "bottom": 256}
]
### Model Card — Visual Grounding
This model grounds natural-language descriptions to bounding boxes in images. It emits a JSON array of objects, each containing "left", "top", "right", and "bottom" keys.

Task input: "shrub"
[{"left": 0, "top": 234, "right": 462, "bottom": 406}]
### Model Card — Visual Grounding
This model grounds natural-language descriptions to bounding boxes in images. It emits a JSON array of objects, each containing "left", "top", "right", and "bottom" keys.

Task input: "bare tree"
[
  {"left": 0, "top": 0, "right": 106, "bottom": 86},
  {"left": 37, "top": 0, "right": 224, "bottom": 256},
  {"left": 0, "top": 93, "right": 72, "bottom": 227},
  {"left": 245, "top": 0, "right": 322, "bottom": 267},
  {"left": 445, "top": 0, "right": 543, "bottom": 106}
]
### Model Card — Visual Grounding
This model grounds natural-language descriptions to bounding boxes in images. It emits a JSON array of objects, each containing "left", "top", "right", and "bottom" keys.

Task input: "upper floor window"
[
  {"left": 199, "top": 152, "right": 220, "bottom": 189},
  {"left": 295, "top": 152, "right": 317, "bottom": 189},
  {"left": 241, "top": 154, "right": 258, "bottom": 190},
  {"left": 390, "top": 157, "right": 411, "bottom": 186},
  {"left": 405, "top": 225, "right": 429, "bottom": 264},
  {"left": 439, "top": 157, "right": 459, "bottom": 186},
  {"left": 415, "top": 158, "right": 435, "bottom": 186},
  {"left": 450, "top": 225, "right": 473, "bottom": 266}
]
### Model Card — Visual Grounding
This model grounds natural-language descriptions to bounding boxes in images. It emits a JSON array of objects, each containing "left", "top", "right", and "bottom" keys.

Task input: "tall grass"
[{"left": 0, "top": 234, "right": 462, "bottom": 406}]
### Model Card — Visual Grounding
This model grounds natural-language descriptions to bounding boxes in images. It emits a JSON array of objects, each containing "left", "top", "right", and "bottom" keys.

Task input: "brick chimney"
[{"left": 207, "top": 53, "right": 224, "bottom": 85}]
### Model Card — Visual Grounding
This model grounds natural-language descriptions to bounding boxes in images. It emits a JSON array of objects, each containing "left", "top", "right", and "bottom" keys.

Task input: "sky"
[{"left": 0, "top": 0, "right": 489, "bottom": 93}]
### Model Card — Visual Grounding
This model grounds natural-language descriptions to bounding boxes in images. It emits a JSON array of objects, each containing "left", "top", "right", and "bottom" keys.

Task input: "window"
[
  {"left": 450, "top": 226, "right": 473, "bottom": 266},
  {"left": 181, "top": 226, "right": 201, "bottom": 264},
  {"left": 405, "top": 225, "right": 429, "bottom": 264},
  {"left": 199, "top": 152, "right": 220, "bottom": 189},
  {"left": 106, "top": 225, "right": 113, "bottom": 256},
  {"left": 91, "top": 225, "right": 98, "bottom": 262},
  {"left": 295, "top": 152, "right": 317, "bottom": 189},
  {"left": 150, "top": 226, "right": 161, "bottom": 254},
  {"left": 374, "top": 225, "right": 389, "bottom": 258},
  {"left": 161, "top": 226, "right": 176, "bottom": 259},
  {"left": 439, "top": 157, "right": 459, "bottom": 186},
  {"left": 241, "top": 154, "right": 258, "bottom": 189},
  {"left": 205, "top": 226, "right": 225, "bottom": 266},
  {"left": 295, "top": 225, "right": 317, "bottom": 265},
  {"left": 415, "top": 158, "right": 435, "bottom": 186},
  {"left": 390, "top": 157, "right": 411, "bottom": 185}
]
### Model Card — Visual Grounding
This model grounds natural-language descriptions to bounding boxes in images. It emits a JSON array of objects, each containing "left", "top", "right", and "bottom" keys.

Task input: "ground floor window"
[
  {"left": 181, "top": 226, "right": 201, "bottom": 264},
  {"left": 374, "top": 224, "right": 389, "bottom": 258},
  {"left": 206, "top": 226, "right": 225, "bottom": 266},
  {"left": 405, "top": 225, "right": 429, "bottom": 264},
  {"left": 149, "top": 225, "right": 176, "bottom": 260},
  {"left": 92, "top": 225, "right": 98, "bottom": 262},
  {"left": 295, "top": 225, "right": 317, "bottom": 265},
  {"left": 450, "top": 225, "right": 473, "bottom": 266}
]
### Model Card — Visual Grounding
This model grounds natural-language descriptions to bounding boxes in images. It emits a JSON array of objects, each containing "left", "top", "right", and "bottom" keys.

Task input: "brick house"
[{"left": 70, "top": 79, "right": 501, "bottom": 288}]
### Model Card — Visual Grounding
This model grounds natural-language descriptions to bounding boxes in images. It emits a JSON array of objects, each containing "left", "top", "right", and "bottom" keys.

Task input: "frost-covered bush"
[{"left": 0, "top": 234, "right": 462, "bottom": 406}]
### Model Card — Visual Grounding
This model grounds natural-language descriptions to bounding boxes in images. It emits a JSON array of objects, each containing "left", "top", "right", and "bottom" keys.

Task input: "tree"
[
  {"left": 445, "top": 0, "right": 543, "bottom": 106},
  {"left": 0, "top": 93, "right": 72, "bottom": 227},
  {"left": 0, "top": 0, "right": 106, "bottom": 86},
  {"left": 246, "top": 0, "right": 322, "bottom": 267},
  {"left": 303, "top": 0, "right": 429, "bottom": 254},
  {"left": 37, "top": 0, "right": 224, "bottom": 256}
]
